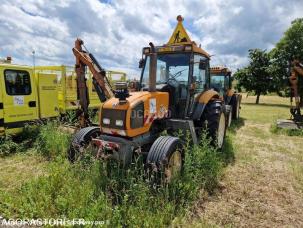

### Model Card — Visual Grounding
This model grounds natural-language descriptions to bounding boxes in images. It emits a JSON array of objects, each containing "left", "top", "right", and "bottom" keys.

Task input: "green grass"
[
  {"left": 187, "top": 94, "right": 303, "bottom": 227},
  {"left": 4, "top": 94, "right": 301, "bottom": 226},
  {"left": 0, "top": 121, "right": 231, "bottom": 227}
]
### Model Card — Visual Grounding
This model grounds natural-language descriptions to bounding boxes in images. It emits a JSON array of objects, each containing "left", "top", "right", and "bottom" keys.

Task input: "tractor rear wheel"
[
  {"left": 231, "top": 95, "right": 240, "bottom": 119},
  {"left": 147, "top": 136, "right": 183, "bottom": 183},
  {"left": 68, "top": 126, "right": 101, "bottom": 162},
  {"left": 227, "top": 106, "right": 233, "bottom": 127},
  {"left": 202, "top": 100, "right": 226, "bottom": 149}
]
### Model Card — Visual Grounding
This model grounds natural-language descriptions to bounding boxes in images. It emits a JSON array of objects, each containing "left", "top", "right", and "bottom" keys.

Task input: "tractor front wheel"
[
  {"left": 68, "top": 127, "right": 101, "bottom": 162},
  {"left": 147, "top": 136, "right": 183, "bottom": 183}
]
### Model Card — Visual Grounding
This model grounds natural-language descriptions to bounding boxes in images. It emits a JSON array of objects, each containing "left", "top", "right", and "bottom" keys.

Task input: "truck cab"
[{"left": 0, "top": 59, "right": 40, "bottom": 135}]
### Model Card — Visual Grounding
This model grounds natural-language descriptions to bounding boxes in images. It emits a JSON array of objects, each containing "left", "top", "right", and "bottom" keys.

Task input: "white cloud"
[{"left": 0, "top": 0, "right": 302, "bottom": 77}]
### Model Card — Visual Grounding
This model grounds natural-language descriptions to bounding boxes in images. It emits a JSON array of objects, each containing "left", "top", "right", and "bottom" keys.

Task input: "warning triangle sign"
[{"left": 167, "top": 15, "right": 192, "bottom": 45}]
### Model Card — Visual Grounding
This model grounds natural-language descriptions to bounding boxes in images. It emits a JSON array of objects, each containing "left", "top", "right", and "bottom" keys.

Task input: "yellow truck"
[{"left": 0, "top": 57, "right": 126, "bottom": 135}]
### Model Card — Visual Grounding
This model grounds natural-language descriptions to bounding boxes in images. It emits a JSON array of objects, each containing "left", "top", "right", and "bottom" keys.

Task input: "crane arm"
[
  {"left": 72, "top": 38, "right": 115, "bottom": 127},
  {"left": 73, "top": 38, "right": 114, "bottom": 106}
]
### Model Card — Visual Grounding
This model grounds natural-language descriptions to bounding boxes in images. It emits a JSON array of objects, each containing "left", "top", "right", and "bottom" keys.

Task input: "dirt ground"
[{"left": 189, "top": 95, "right": 303, "bottom": 227}]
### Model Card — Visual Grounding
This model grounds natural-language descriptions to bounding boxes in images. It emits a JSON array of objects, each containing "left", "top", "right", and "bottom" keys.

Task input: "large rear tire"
[
  {"left": 227, "top": 106, "right": 232, "bottom": 127},
  {"left": 68, "top": 127, "right": 101, "bottom": 162},
  {"left": 231, "top": 95, "right": 240, "bottom": 120},
  {"left": 147, "top": 136, "right": 183, "bottom": 183},
  {"left": 202, "top": 100, "right": 226, "bottom": 149}
]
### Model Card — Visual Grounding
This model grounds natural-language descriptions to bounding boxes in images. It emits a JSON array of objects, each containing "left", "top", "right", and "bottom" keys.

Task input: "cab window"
[
  {"left": 225, "top": 75, "right": 230, "bottom": 89},
  {"left": 4, "top": 70, "right": 32, "bottom": 95},
  {"left": 193, "top": 55, "right": 208, "bottom": 93}
]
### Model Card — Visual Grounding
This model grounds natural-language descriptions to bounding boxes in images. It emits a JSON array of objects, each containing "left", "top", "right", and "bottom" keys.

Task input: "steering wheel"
[
  {"left": 166, "top": 68, "right": 187, "bottom": 86},
  {"left": 166, "top": 76, "right": 179, "bottom": 87}
]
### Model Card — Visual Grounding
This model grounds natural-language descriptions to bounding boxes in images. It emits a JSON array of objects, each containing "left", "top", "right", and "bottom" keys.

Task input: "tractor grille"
[{"left": 101, "top": 109, "right": 127, "bottom": 130}]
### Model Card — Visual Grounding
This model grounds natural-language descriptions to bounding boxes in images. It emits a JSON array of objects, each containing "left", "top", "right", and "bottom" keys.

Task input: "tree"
[{"left": 235, "top": 49, "right": 272, "bottom": 104}]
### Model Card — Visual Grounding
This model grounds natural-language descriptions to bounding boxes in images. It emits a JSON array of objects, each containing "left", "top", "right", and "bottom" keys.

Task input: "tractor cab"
[
  {"left": 139, "top": 15, "right": 211, "bottom": 118},
  {"left": 210, "top": 67, "right": 232, "bottom": 99}
]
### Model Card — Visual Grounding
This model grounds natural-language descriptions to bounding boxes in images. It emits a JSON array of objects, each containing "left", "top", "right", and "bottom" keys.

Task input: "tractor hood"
[{"left": 102, "top": 91, "right": 151, "bottom": 110}]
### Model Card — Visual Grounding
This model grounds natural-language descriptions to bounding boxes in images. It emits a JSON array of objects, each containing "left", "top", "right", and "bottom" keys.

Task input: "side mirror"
[
  {"left": 139, "top": 59, "right": 145, "bottom": 68},
  {"left": 128, "top": 80, "right": 140, "bottom": 91},
  {"left": 199, "top": 60, "right": 207, "bottom": 70}
]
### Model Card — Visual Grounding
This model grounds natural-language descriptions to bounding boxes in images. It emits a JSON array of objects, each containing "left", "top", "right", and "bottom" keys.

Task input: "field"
[
  {"left": 0, "top": 95, "right": 302, "bottom": 227},
  {"left": 188, "top": 95, "right": 303, "bottom": 227}
]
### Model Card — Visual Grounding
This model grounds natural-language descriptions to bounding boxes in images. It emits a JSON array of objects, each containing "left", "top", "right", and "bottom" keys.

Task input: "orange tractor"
[
  {"left": 69, "top": 16, "right": 227, "bottom": 181},
  {"left": 210, "top": 66, "right": 242, "bottom": 126}
]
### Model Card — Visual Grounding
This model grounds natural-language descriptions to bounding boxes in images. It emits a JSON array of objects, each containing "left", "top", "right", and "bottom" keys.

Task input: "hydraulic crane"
[{"left": 72, "top": 38, "right": 115, "bottom": 126}]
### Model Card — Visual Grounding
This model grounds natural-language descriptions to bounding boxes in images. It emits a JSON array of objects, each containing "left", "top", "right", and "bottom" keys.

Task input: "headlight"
[
  {"left": 115, "top": 120, "right": 124, "bottom": 126},
  {"left": 103, "top": 118, "right": 110, "bottom": 125}
]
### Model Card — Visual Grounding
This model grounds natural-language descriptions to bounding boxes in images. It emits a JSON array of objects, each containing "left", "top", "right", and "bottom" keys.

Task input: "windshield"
[
  {"left": 210, "top": 75, "right": 225, "bottom": 96},
  {"left": 141, "top": 53, "right": 190, "bottom": 88}
]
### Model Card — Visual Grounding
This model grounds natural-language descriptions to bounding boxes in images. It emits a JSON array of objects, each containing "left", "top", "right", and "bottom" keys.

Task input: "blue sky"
[{"left": 0, "top": 0, "right": 302, "bottom": 78}]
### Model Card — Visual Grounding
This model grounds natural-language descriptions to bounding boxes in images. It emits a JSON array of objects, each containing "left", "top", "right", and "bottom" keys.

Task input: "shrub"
[
  {"left": 34, "top": 121, "right": 71, "bottom": 160},
  {"left": 0, "top": 124, "right": 41, "bottom": 157}
]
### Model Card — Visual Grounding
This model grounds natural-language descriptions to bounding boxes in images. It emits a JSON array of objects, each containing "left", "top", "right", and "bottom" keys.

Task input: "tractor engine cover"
[{"left": 100, "top": 91, "right": 169, "bottom": 138}]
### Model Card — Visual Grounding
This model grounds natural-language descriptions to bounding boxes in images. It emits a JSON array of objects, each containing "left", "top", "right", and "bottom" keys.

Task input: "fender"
[
  {"left": 192, "top": 90, "right": 220, "bottom": 120},
  {"left": 226, "top": 89, "right": 235, "bottom": 97},
  {"left": 225, "top": 89, "right": 234, "bottom": 104}
]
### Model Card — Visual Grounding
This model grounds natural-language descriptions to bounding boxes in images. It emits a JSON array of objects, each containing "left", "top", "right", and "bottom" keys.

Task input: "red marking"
[
  {"left": 92, "top": 138, "right": 119, "bottom": 151},
  {"left": 144, "top": 115, "right": 149, "bottom": 124},
  {"left": 111, "top": 131, "right": 119, "bottom": 136}
]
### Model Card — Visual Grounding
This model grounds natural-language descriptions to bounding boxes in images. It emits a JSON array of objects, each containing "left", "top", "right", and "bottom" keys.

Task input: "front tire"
[
  {"left": 147, "top": 136, "right": 183, "bottom": 183},
  {"left": 68, "top": 127, "right": 101, "bottom": 162}
]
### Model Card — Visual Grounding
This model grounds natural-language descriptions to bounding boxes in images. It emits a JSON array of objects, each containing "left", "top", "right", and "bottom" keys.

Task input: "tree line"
[{"left": 234, "top": 18, "right": 303, "bottom": 104}]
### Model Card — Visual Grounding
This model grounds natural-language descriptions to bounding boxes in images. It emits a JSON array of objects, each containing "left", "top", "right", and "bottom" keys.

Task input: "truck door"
[
  {"left": 0, "top": 81, "right": 4, "bottom": 135},
  {"left": 1, "top": 67, "right": 38, "bottom": 129},
  {"left": 37, "top": 72, "right": 59, "bottom": 118}
]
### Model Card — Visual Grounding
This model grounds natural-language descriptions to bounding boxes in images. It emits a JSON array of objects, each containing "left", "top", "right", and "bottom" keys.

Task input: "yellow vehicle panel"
[
  {"left": 35, "top": 66, "right": 126, "bottom": 113},
  {"left": 0, "top": 65, "right": 39, "bottom": 128},
  {"left": 101, "top": 91, "right": 169, "bottom": 137},
  {"left": 37, "top": 72, "right": 59, "bottom": 118},
  {"left": 197, "top": 90, "right": 220, "bottom": 104}
]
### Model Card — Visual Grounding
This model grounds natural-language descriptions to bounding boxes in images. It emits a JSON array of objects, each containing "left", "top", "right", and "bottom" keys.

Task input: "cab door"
[{"left": 0, "top": 67, "right": 38, "bottom": 129}]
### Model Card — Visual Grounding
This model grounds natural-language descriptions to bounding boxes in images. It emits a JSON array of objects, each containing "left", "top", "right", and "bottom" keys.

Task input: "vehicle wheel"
[
  {"left": 231, "top": 95, "right": 240, "bottom": 119},
  {"left": 227, "top": 106, "right": 232, "bottom": 127},
  {"left": 202, "top": 100, "right": 226, "bottom": 149},
  {"left": 147, "top": 136, "right": 183, "bottom": 183},
  {"left": 68, "top": 126, "right": 101, "bottom": 162}
]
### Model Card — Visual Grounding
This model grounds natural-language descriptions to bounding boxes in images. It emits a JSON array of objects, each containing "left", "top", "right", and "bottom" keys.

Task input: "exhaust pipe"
[{"left": 149, "top": 42, "right": 157, "bottom": 92}]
